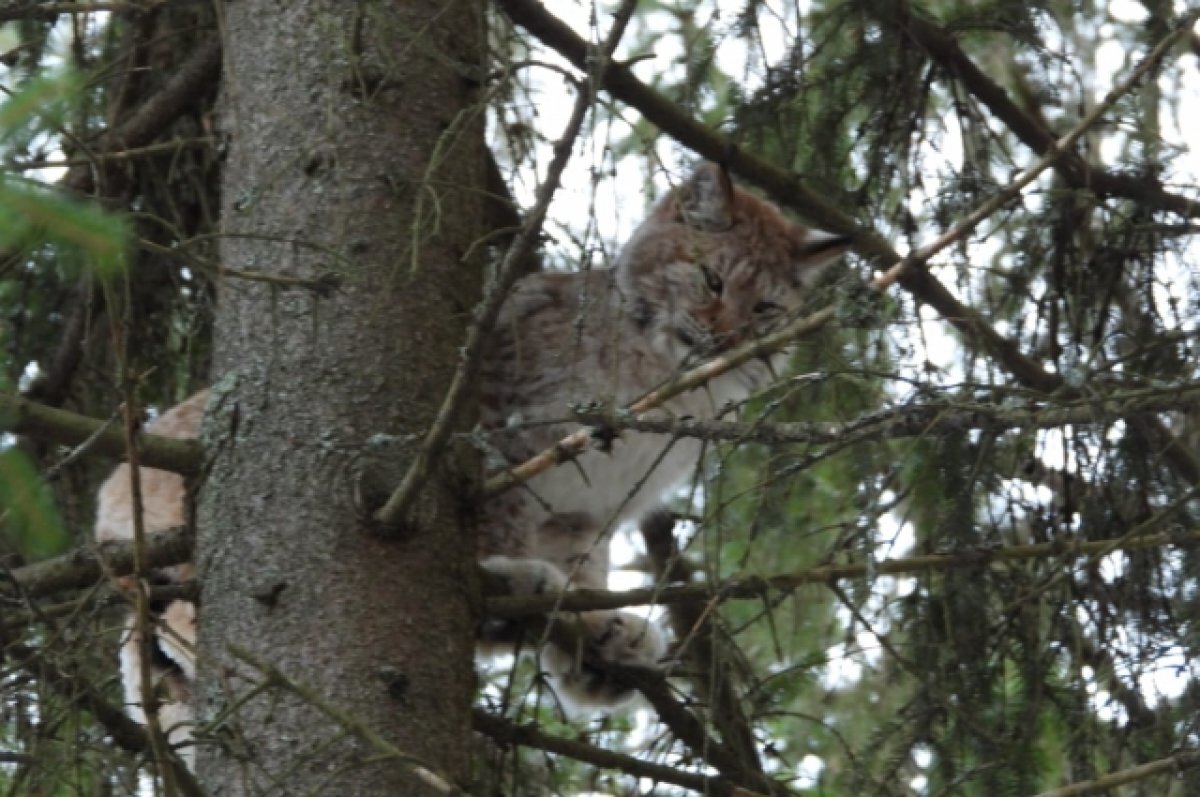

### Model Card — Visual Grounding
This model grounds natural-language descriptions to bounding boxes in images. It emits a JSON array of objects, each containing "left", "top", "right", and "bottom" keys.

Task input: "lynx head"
[{"left": 618, "top": 163, "right": 851, "bottom": 365}]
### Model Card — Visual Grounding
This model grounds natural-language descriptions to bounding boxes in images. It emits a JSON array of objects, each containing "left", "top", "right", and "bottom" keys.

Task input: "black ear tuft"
[
  {"left": 793, "top": 229, "right": 853, "bottom": 285},
  {"left": 676, "top": 163, "right": 735, "bottom": 232}
]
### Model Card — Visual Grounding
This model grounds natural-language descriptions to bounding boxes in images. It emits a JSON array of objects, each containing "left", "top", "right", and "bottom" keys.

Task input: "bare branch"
[
  {"left": 484, "top": 528, "right": 1200, "bottom": 618},
  {"left": 882, "top": 8, "right": 1200, "bottom": 219},
  {"left": 6, "top": 524, "right": 192, "bottom": 600},
  {"left": 473, "top": 709, "right": 764, "bottom": 797},
  {"left": 0, "top": 393, "right": 203, "bottom": 475},
  {"left": 1029, "top": 749, "right": 1200, "bottom": 797}
]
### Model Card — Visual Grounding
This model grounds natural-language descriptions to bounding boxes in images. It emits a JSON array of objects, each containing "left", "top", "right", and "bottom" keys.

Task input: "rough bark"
[{"left": 197, "top": 2, "right": 484, "bottom": 794}]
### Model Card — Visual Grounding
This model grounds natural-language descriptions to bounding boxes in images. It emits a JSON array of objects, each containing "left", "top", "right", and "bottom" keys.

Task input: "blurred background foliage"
[{"left": 2, "top": 0, "right": 1199, "bottom": 794}]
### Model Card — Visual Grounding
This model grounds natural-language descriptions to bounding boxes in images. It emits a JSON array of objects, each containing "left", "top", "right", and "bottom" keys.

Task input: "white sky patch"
[
  {"left": 820, "top": 642, "right": 863, "bottom": 689},
  {"left": 794, "top": 753, "right": 825, "bottom": 789},
  {"left": 1110, "top": 0, "right": 1150, "bottom": 23},
  {"left": 1096, "top": 551, "right": 1127, "bottom": 582},
  {"left": 1138, "top": 647, "right": 1194, "bottom": 706},
  {"left": 1035, "top": 427, "right": 1074, "bottom": 472}
]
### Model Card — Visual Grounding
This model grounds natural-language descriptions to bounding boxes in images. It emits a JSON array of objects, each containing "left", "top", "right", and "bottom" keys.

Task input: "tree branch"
[
  {"left": 0, "top": 3, "right": 144, "bottom": 23},
  {"left": 6, "top": 641, "right": 204, "bottom": 796},
  {"left": 641, "top": 511, "right": 766, "bottom": 782},
  {"left": 6, "top": 524, "right": 192, "bottom": 600},
  {"left": 0, "top": 393, "right": 204, "bottom": 475},
  {"left": 526, "top": 614, "right": 784, "bottom": 796},
  {"left": 1029, "top": 749, "right": 1200, "bottom": 797},
  {"left": 570, "top": 381, "right": 1200, "bottom": 448},
  {"left": 63, "top": 36, "right": 222, "bottom": 195},
  {"left": 883, "top": 8, "right": 1200, "bottom": 219},
  {"left": 484, "top": 528, "right": 1200, "bottom": 618},
  {"left": 481, "top": 305, "right": 836, "bottom": 497},
  {"left": 472, "top": 709, "right": 764, "bottom": 797}
]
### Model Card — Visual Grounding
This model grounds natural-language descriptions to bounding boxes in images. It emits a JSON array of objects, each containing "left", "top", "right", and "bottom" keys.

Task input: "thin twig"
[
  {"left": 110, "top": 326, "right": 178, "bottom": 792},
  {"left": 6, "top": 524, "right": 192, "bottom": 600},
  {"left": 3, "top": 137, "right": 215, "bottom": 171},
  {"left": 484, "top": 528, "right": 1200, "bottom": 617}
]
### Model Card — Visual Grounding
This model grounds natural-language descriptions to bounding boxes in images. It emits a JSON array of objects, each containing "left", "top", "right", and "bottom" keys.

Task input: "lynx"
[{"left": 95, "top": 162, "right": 849, "bottom": 763}]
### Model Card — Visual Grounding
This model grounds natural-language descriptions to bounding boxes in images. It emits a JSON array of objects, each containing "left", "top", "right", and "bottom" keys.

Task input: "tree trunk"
[{"left": 196, "top": 3, "right": 484, "bottom": 794}]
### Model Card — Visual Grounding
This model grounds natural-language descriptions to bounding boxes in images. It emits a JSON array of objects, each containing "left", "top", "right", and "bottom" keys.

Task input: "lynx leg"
[
  {"left": 539, "top": 609, "right": 666, "bottom": 712},
  {"left": 479, "top": 555, "right": 667, "bottom": 712},
  {"left": 117, "top": 599, "right": 197, "bottom": 767}
]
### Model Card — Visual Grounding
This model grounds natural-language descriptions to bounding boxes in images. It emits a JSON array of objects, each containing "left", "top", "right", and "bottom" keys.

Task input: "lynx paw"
[
  {"left": 478, "top": 556, "right": 569, "bottom": 647},
  {"left": 480, "top": 555, "right": 569, "bottom": 595},
  {"left": 541, "top": 610, "right": 667, "bottom": 712}
]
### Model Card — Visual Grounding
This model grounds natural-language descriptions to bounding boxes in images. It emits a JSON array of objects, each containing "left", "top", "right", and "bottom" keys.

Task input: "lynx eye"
[
  {"left": 699, "top": 265, "right": 724, "bottom": 295},
  {"left": 753, "top": 300, "right": 783, "bottom": 315}
]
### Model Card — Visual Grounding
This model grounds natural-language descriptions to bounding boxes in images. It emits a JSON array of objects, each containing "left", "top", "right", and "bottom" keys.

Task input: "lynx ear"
[{"left": 676, "top": 163, "right": 735, "bottom": 232}]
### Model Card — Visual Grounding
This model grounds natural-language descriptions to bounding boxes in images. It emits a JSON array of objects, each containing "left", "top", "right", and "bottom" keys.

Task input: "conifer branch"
[
  {"left": 641, "top": 511, "right": 766, "bottom": 782},
  {"left": 0, "top": 2, "right": 145, "bottom": 22},
  {"left": 524, "top": 614, "right": 784, "bottom": 796},
  {"left": 473, "top": 709, "right": 764, "bottom": 797},
  {"left": 1029, "top": 749, "right": 1200, "bottom": 797},
  {"left": 6, "top": 641, "right": 204, "bottom": 796},
  {"left": 63, "top": 36, "right": 222, "bottom": 195},
  {"left": 484, "top": 528, "right": 1200, "bottom": 617},
  {"left": 481, "top": 306, "right": 836, "bottom": 497},
  {"left": 3, "top": 583, "right": 197, "bottom": 632},
  {"left": 871, "top": 8, "right": 1200, "bottom": 290},
  {"left": 6, "top": 524, "right": 192, "bottom": 600},
  {"left": 571, "top": 381, "right": 1200, "bottom": 447},
  {"left": 0, "top": 393, "right": 203, "bottom": 475}
]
